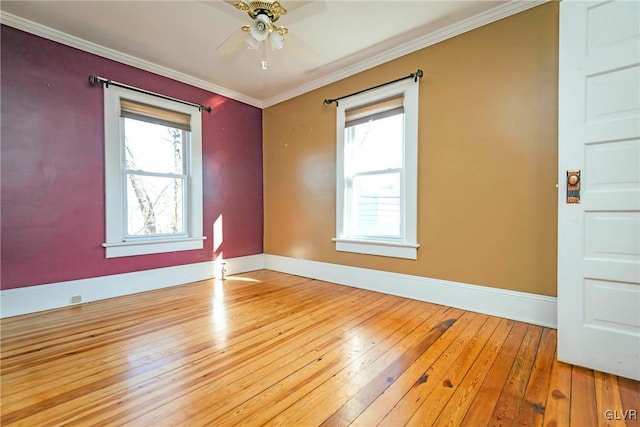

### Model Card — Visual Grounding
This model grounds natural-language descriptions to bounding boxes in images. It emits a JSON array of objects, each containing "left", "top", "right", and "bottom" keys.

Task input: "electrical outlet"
[{"left": 70, "top": 295, "right": 82, "bottom": 304}]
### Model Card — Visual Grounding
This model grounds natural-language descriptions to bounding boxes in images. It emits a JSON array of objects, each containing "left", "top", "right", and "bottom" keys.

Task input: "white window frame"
[
  {"left": 102, "top": 86, "right": 204, "bottom": 258},
  {"left": 333, "top": 79, "right": 420, "bottom": 259}
]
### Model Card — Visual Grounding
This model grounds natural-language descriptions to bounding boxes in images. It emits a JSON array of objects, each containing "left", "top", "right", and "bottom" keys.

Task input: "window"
[
  {"left": 333, "top": 79, "right": 419, "bottom": 259},
  {"left": 102, "top": 86, "right": 204, "bottom": 258}
]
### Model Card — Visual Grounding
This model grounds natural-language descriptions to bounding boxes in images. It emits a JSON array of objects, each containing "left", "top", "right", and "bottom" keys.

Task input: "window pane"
[
  {"left": 124, "top": 118, "right": 184, "bottom": 174},
  {"left": 352, "top": 172, "right": 401, "bottom": 237},
  {"left": 346, "top": 113, "right": 403, "bottom": 174},
  {"left": 126, "top": 174, "right": 184, "bottom": 236}
]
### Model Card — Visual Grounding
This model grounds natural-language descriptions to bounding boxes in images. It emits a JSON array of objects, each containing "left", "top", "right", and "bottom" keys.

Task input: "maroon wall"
[{"left": 1, "top": 25, "right": 264, "bottom": 290}]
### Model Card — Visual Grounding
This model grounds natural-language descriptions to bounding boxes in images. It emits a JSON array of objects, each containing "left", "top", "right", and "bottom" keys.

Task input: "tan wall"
[{"left": 263, "top": 2, "right": 559, "bottom": 296}]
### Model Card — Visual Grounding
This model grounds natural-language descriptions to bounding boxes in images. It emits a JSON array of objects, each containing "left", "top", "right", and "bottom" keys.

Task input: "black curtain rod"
[
  {"left": 323, "top": 69, "right": 423, "bottom": 107},
  {"left": 88, "top": 75, "right": 212, "bottom": 113}
]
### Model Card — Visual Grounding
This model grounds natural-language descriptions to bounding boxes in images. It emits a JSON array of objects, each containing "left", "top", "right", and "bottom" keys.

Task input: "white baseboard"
[
  {"left": 219, "top": 254, "right": 265, "bottom": 277},
  {"left": 2, "top": 253, "right": 557, "bottom": 328},
  {"left": 0, "top": 254, "right": 265, "bottom": 318},
  {"left": 263, "top": 255, "right": 557, "bottom": 328}
]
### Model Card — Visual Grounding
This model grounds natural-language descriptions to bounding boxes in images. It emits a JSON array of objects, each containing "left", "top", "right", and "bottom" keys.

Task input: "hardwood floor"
[{"left": 1, "top": 270, "right": 638, "bottom": 426}]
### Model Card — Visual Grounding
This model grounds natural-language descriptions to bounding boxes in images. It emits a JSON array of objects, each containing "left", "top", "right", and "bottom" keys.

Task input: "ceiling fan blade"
[
  {"left": 281, "top": 29, "right": 318, "bottom": 66},
  {"left": 216, "top": 29, "right": 248, "bottom": 57},
  {"left": 199, "top": 1, "right": 241, "bottom": 18},
  {"left": 253, "top": 31, "right": 317, "bottom": 71},
  {"left": 281, "top": 1, "right": 327, "bottom": 24}
]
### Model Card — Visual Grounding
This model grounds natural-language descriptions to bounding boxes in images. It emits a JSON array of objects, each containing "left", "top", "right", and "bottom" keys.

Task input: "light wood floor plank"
[
  {"left": 594, "top": 370, "right": 626, "bottom": 427},
  {"left": 617, "top": 376, "right": 640, "bottom": 427},
  {"left": 514, "top": 327, "right": 557, "bottom": 426},
  {"left": 542, "top": 349, "right": 572, "bottom": 427},
  {"left": 571, "top": 365, "right": 599, "bottom": 427},
  {"left": 458, "top": 320, "right": 529, "bottom": 426},
  {"left": 266, "top": 306, "right": 461, "bottom": 426},
  {"left": 486, "top": 324, "right": 544, "bottom": 425},
  {"left": 377, "top": 312, "right": 489, "bottom": 426},
  {"left": 2, "top": 276, "right": 337, "bottom": 416},
  {"left": 213, "top": 299, "right": 441, "bottom": 426},
  {"left": 431, "top": 318, "right": 515, "bottom": 427},
  {"left": 328, "top": 308, "right": 474, "bottom": 427},
  {"left": 6, "top": 279, "right": 377, "bottom": 426},
  {"left": 1, "top": 270, "right": 638, "bottom": 427},
  {"left": 2, "top": 275, "right": 319, "bottom": 395},
  {"left": 130, "top": 294, "right": 419, "bottom": 426},
  {"left": 404, "top": 315, "right": 503, "bottom": 426}
]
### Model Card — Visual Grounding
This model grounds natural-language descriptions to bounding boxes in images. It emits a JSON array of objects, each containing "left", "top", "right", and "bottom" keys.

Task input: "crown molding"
[
  {"left": 2, "top": 1, "right": 547, "bottom": 110},
  {"left": 0, "top": 12, "right": 264, "bottom": 109},
  {"left": 262, "top": 0, "right": 548, "bottom": 108}
]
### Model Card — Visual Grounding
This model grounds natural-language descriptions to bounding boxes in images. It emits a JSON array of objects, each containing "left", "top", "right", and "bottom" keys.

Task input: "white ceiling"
[{"left": 0, "top": 0, "right": 542, "bottom": 107}]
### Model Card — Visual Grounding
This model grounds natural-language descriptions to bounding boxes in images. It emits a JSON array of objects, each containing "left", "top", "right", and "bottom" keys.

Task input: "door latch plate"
[{"left": 567, "top": 170, "right": 580, "bottom": 204}]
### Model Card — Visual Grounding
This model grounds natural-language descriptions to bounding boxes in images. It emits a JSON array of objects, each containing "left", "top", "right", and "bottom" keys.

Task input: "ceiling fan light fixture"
[
  {"left": 245, "top": 34, "right": 259, "bottom": 50},
  {"left": 249, "top": 13, "right": 271, "bottom": 41},
  {"left": 236, "top": 0, "right": 287, "bottom": 23},
  {"left": 269, "top": 31, "right": 283, "bottom": 50},
  {"left": 228, "top": 0, "right": 298, "bottom": 70}
]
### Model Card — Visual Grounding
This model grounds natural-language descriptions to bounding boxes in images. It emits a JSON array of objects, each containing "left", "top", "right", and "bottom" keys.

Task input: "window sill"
[
  {"left": 332, "top": 238, "right": 419, "bottom": 260},
  {"left": 103, "top": 236, "right": 206, "bottom": 258}
]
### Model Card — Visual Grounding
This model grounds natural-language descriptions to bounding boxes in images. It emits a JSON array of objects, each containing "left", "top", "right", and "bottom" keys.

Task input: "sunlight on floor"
[
  {"left": 225, "top": 276, "right": 261, "bottom": 283},
  {"left": 210, "top": 278, "right": 227, "bottom": 345}
]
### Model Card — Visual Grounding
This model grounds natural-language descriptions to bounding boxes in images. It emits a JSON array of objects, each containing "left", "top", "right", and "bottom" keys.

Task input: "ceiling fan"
[{"left": 217, "top": 0, "right": 317, "bottom": 70}]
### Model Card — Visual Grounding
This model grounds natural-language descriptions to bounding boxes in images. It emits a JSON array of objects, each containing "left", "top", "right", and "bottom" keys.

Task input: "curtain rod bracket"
[
  {"left": 88, "top": 75, "right": 211, "bottom": 113},
  {"left": 323, "top": 69, "right": 423, "bottom": 108},
  {"left": 323, "top": 98, "right": 338, "bottom": 107}
]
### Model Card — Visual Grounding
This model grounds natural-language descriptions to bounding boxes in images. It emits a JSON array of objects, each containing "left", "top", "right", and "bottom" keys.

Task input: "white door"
[{"left": 558, "top": 0, "right": 640, "bottom": 380}]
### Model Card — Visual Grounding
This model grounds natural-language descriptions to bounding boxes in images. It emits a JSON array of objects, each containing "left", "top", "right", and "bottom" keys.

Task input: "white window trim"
[
  {"left": 333, "top": 79, "right": 420, "bottom": 260},
  {"left": 102, "top": 86, "right": 204, "bottom": 258}
]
